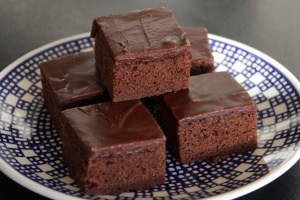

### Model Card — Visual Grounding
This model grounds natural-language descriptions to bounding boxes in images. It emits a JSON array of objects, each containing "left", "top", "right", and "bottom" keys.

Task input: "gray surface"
[{"left": 0, "top": 0, "right": 299, "bottom": 199}]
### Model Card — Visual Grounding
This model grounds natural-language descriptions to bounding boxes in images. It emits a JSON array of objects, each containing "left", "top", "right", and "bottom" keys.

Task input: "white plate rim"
[{"left": 0, "top": 32, "right": 299, "bottom": 200}]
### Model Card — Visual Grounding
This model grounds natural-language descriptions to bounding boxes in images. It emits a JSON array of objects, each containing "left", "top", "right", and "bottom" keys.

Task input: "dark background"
[{"left": 0, "top": 0, "right": 299, "bottom": 199}]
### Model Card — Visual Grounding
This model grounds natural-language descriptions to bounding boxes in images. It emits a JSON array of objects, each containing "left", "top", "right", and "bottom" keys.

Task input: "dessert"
[
  {"left": 39, "top": 51, "right": 109, "bottom": 131},
  {"left": 38, "top": 6, "right": 258, "bottom": 195},
  {"left": 60, "top": 100, "right": 166, "bottom": 194},
  {"left": 183, "top": 27, "right": 214, "bottom": 75},
  {"left": 91, "top": 7, "right": 192, "bottom": 102},
  {"left": 155, "top": 72, "right": 257, "bottom": 164}
]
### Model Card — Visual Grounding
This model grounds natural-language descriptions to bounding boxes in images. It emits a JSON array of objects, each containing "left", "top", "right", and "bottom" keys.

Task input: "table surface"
[{"left": 0, "top": 0, "right": 299, "bottom": 199}]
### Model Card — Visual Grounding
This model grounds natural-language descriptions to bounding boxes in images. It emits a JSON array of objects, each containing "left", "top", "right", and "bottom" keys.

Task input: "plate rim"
[{"left": 0, "top": 32, "right": 299, "bottom": 200}]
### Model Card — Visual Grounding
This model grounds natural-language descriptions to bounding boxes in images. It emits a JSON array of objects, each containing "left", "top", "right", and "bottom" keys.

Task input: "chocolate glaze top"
[
  {"left": 161, "top": 72, "right": 255, "bottom": 121},
  {"left": 39, "top": 51, "right": 107, "bottom": 105},
  {"left": 91, "top": 7, "right": 190, "bottom": 62},
  {"left": 183, "top": 27, "right": 213, "bottom": 64},
  {"left": 62, "top": 100, "right": 165, "bottom": 153}
]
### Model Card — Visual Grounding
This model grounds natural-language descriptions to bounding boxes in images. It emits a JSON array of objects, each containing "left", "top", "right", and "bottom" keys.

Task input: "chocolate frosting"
[
  {"left": 91, "top": 7, "right": 190, "bottom": 62},
  {"left": 39, "top": 51, "right": 107, "bottom": 105},
  {"left": 183, "top": 27, "right": 214, "bottom": 66},
  {"left": 62, "top": 100, "right": 165, "bottom": 153},
  {"left": 161, "top": 72, "right": 255, "bottom": 121}
]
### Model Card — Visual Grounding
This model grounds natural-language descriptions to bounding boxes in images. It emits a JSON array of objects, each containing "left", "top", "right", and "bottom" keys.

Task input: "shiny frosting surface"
[
  {"left": 62, "top": 100, "right": 165, "bottom": 150},
  {"left": 161, "top": 72, "right": 255, "bottom": 121},
  {"left": 183, "top": 27, "right": 213, "bottom": 61},
  {"left": 91, "top": 7, "right": 190, "bottom": 58},
  {"left": 40, "top": 51, "right": 106, "bottom": 104}
]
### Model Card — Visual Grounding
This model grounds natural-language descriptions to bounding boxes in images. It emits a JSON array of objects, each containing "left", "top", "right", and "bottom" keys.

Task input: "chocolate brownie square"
[
  {"left": 156, "top": 72, "right": 257, "bottom": 164},
  {"left": 91, "top": 7, "right": 192, "bottom": 102},
  {"left": 183, "top": 27, "right": 214, "bottom": 75},
  {"left": 39, "top": 51, "right": 109, "bottom": 131},
  {"left": 61, "top": 100, "right": 166, "bottom": 195}
]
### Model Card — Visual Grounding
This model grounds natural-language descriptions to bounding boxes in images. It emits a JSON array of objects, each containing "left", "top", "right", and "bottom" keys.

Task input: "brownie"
[
  {"left": 60, "top": 100, "right": 166, "bottom": 195},
  {"left": 156, "top": 72, "right": 257, "bottom": 164},
  {"left": 39, "top": 51, "right": 109, "bottom": 131},
  {"left": 183, "top": 27, "right": 214, "bottom": 75},
  {"left": 91, "top": 7, "right": 192, "bottom": 102}
]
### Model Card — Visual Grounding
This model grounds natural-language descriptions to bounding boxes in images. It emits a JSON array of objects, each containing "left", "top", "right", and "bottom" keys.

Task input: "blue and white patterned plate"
[{"left": 0, "top": 33, "right": 299, "bottom": 200}]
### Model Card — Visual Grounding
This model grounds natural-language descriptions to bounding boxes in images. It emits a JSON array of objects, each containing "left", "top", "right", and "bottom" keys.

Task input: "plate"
[{"left": 0, "top": 33, "right": 299, "bottom": 200}]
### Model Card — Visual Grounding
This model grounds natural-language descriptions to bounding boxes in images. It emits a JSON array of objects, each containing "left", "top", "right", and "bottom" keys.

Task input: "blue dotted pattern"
[{"left": 0, "top": 35, "right": 299, "bottom": 199}]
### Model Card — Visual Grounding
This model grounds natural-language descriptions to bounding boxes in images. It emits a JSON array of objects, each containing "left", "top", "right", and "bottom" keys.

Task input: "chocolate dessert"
[
  {"left": 38, "top": 6, "right": 259, "bottom": 195},
  {"left": 91, "top": 7, "right": 192, "bottom": 102},
  {"left": 183, "top": 27, "right": 214, "bottom": 75},
  {"left": 156, "top": 72, "right": 257, "bottom": 164},
  {"left": 60, "top": 100, "right": 166, "bottom": 194},
  {"left": 39, "top": 51, "right": 109, "bottom": 131}
]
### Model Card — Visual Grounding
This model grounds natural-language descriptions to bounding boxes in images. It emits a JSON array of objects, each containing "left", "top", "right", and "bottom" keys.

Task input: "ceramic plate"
[{"left": 0, "top": 33, "right": 299, "bottom": 200}]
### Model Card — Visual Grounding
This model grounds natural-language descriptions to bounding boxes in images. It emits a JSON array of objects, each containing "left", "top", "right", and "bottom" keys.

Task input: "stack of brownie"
[{"left": 40, "top": 7, "right": 257, "bottom": 195}]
